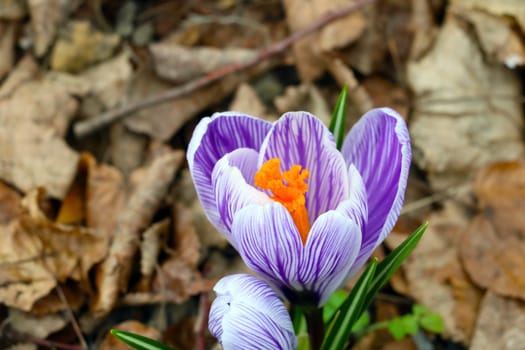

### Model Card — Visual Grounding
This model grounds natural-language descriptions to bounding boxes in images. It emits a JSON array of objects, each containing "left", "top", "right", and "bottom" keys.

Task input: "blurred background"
[{"left": 0, "top": 0, "right": 524, "bottom": 349}]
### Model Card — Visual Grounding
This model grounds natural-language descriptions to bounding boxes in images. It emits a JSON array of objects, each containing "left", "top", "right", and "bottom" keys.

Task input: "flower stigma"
[{"left": 254, "top": 158, "right": 310, "bottom": 244}]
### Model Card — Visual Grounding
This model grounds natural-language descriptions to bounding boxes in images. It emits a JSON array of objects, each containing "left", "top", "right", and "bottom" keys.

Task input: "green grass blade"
[
  {"left": 322, "top": 258, "right": 377, "bottom": 350},
  {"left": 111, "top": 329, "right": 177, "bottom": 350},
  {"left": 329, "top": 85, "right": 348, "bottom": 150}
]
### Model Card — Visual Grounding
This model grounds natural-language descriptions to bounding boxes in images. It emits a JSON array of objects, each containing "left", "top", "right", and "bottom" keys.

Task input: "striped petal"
[
  {"left": 301, "top": 210, "right": 362, "bottom": 306},
  {"left": 212, "top": 149, "right": 272, "bottom": 239},
  {"left": 209, "top": 274, "right": 296, "bottom": 350},
  {"left": 187, "top": 112, "right": 272, "bottom": 233},
  {"left": 231, "top": 203, "right": 305, "bottom": 294},
  {"left": 341, "top": 108, "right": 411, "bottom": 259},
  {"left": 259, "top": 111, "right": 349, "bottom": 223}
]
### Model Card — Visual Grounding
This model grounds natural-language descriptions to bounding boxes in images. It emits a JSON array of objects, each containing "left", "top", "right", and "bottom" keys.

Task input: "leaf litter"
[{"left": 0, "top": 0, "right": 524, "bottom": 349}]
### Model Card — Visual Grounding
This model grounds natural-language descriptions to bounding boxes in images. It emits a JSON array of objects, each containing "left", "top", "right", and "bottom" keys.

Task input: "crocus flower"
[
  {"left": 188, "top": 108, "right": 410, "bottom": 306},
  {"left": 209, "top": 274, "right": 297, "bottom": 350}
]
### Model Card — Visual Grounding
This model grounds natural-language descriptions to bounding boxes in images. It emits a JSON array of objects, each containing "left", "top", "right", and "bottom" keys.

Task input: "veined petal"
[
  {"left": 259, "top": 111, "right": 349, "bottom": 223},
  {"left": 336, "top": 165, "right": 368, "bottom": 231},
  {"left": 341, "top": 108, "right": 411, "bottom": 256},
  {"left": 301, "top": 210, "right": 362, "bottom": 306},
  {"left": 212, "top": 150, "right": 272, "bottom": 237},
  {"left": 209, "top": 274, "right": 296, "bottom": 350},
  {"left": 187, "top": 112, "right": 272, "bottom": 233},
  {"left": 231, "top": 203, "right": 305, "bottom": 293}
]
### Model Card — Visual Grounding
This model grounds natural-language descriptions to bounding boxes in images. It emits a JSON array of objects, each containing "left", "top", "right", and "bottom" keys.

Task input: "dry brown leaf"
[
  {"left": 460, "top": 161, "right": 525, "bottom": 300},
  {"left": 93, "top": 150, "right": 184, "bottom": 316},
  {"left": 150, "top": 43, "right": 257, "bottom": 84},
  {"left": 282, "top": 0, "right": 366, "bottom": 80},
  {"left": 0, "top": 189, "right": 108, "bottom": 311},
  {"left": 86, "top": 162, "right": 126, "bottom": 237},
  {"left": 56, "top": 153, "right": 91, "bottom": 225},
  {"left": 140, "top": 219, "right": 170, "bottom": 278},
  {"left": 28, "top": 0, "right": 65, "bottom": 56},
  {"left": 274, "top": 84, "right": 331, "bottom": 126},
  {"left": 362, "top": 76, "right": 409, "bottom": 118},
  {"left": 50, "top": 21, "right": 120, "bottom": 73},
  {"left": 7, "top": 308, "right": 67, "bottom": 339},
  {"left": 408, "top": 16, "right": 524, "bottom": 190},
  {"left": 0, "top": 20, "right": 16, "bottom": 79},
  {"left": 401, "top": 202, "right": 482, "bottom": 344},
  {"left": 455, "top": 8, "right": 525, "bottom": 68},
  {"left": 100, "top": 320, "right": 162, "bottom": 350},
  {"left": 0, "top": 54, "right": 39, "bottom": 98},
  {"left": 108, "top": 123, "right": 148, "bottom": 176},
  {"left": 124, "top": 63, "right": 272, "bottom": 141},
  {"left": 229, "top": 83, "right": 274, "bottom": 121},
  {"left": 470, "top": 292, "right": 525, "bottom": 350},
  {"left": 0, "top": 181, "right": 21, "bottom": 224},
  {"left": 452, "top": 0, "right": 525, "bottom": 32},
  {"left": 30, "top": 283, "right": 85, "bottom": 315},
  {"left": 0, "top": 0, "right": 26, "bottom": 20}
]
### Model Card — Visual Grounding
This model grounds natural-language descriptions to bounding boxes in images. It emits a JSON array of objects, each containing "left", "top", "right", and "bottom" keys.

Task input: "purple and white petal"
[
  {"left": 301, "top": 210, "right": 362, "bottom": 306},
  {"left": 341, "top": 107, "right": 411, "bottom": 255},
  {"left": 336, "top": 165, "right": 368, "bottom": 231},
  {"left": 187, "top": 112, "right": 272, "bottom": 233},
  {"left": 209, "top": 274, "right": 296, "bottom": 350},
  {"left": 259, "top": 112, "right": 349, "bottom": 223},
  {"left": 212, "top": 150, "right": 272, "bottom": 237},
  {"left": 231, "top": 203, "right": 305, "bottom": 293}
]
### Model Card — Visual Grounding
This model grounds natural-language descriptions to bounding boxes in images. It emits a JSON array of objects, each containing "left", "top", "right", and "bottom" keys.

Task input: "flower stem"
[{"left": 303, "top": 307, "right": 324, "bottom": 350}]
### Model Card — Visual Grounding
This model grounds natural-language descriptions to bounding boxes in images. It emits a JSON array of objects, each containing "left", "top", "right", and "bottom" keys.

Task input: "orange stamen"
[{"left": 254, "top": 158, "right": 310, "bottom": 244}]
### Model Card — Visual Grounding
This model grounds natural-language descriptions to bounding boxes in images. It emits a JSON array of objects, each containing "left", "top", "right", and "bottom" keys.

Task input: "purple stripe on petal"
[
  {"left": 259, "top": 112, "right": 349, "bottom": 223},
  {"left": 231, "top": 203, "right": 305, "bottom": 293},
  {"left": 187, "top": 112, "right": 272, "bottom": 233},
  {"left": 341, "top": 107, "right": 411, "bottom": 257},
  {"left": 210, "top": 274, "right": 296, "bottom": 350},
  {"left": 301, "top": 210, "right": 362, "bottom": 306},
  {"left": 212, "top": 150, "right": 272, "bottom": 237}
]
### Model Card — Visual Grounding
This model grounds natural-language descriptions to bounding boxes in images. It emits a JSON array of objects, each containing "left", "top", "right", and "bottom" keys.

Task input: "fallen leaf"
[
  {"left": 30, "top": 283, "right": 85, "bottom": 315},
  {"left": 50, "top": 21, "right": 120, "bottom": 73},
  {"left": 0, "top": 20, "right": 16, "bottom": 79},
  {"left": 108, "top": 123, "right": 148, "bottom": 176},
  {"left": 362, "top": 76, "right": 408, "bottom": 118},
  {"left": 140, "top": 219, "right": 170, "bottom": 278},
  {"left": 408, "top": 16, "right": 524, "bottom": 190},
  {"left": 0, "top": 55, "right": 39, "bottom": 99},
  {"left": 274, "top": 84, "right": 331, "bottom": 126},
  {"left": 150, "top": 43, "right": 257, "bottom": 84},
  {"left": 470, "top": 292, "right": 525, "bottom": 350},
  {"left": 229, "top": 83, "right": 274, "bottom": 121},
  {"left": 0, "top": 181, "right": 21, "bottom": 224},
  {"left": 455, "top": 8, "right": 525, "bottom": 68},
  {"left": 28, "top": 0, "right": 65, "bottom": 56},
  {"left": 401, "top": 202, "right": 482, "bottom": 344},
  {"left": 282, "top": 0, "right": 366, "bottom": 80},
  {"left": 93, "top": 150, "right": 184, "bottom": 316},
  {"left": 99, "top": 320, "right": 161, "bottom": 350},
  {"left": 7, "top": 308, "right": 67, "bottom": 339},
  {"left": 0, "top": 189, "right": 108, "bottom": 311},
  {"left": 0, "top": 0, "right": 26, "bottom": 20},
  {"left": 452, "top": 0, "right": 525, "bottom": 32},
  {"left": 460, "top": 161, "right": 525, "bottom": 300}
]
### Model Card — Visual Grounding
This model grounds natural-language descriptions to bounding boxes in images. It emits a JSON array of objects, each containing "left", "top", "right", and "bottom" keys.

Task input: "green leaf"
[
  {"left": 412, "top": 304, "right": 431, "bottom": 317},
  {"left": 296, "top": 333, "right": 311, "bottom": 350},
  {"left": 350, "top": 311, "right": 370, "bottom": 334},
  {"left": 329, "top": 85, "right": 348, "bottom": 150},
  {"left": 419, "top": 313, "right": 445, "bottom": 334},
  {"left": 323, "top": 290, "right": 349, "bottom": 323},
  {"left": 364, "top": 223, "right": 428, "bottom": 311},
  {"left": 322, "top": 258, "right": 377, "bottom": 350},
  {"left": 110, "top": 329, "right": 177, "bottom": 350},
  {"left": 386, "top": 318, "right": 406, "bottom": 340},
  {"left": 401, "top": 315, "right": 419, "bottom": 336},
  {"left": 292, "top": 306, "right": 307, "bottom": 335}
]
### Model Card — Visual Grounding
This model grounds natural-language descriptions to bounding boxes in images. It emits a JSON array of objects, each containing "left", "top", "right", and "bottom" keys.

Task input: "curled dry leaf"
[
  {"left": 28, "top": 0, "right": 65, "bottom": 56},
  {"left": 140, "top": 219, "right": 170, "bottom": 277},
  {"left": 460, "top": 161, "right": 525, "bottom": 300},
  {"left": 401, "top": 202, "right": 482, "bottom": 344},
  {"left": 7, "top": 308, "right": 67, "bottom": 339},
  {"left": 100, "top": 320, "right": 162, "bottom": 350},
  {"left": 282, "top": 0, "right": 366, "bottom": 81},
  {"left": 50, "top": 21, "right": 120, "bottom": 73},
  {"left": 0, "top": 181, "right": 21, "bottom": 224},
  {"left": 408, "top": 16, "right": 524, "bottom": 190},
  {"left": 150, "top": 43, "right": 257, "bottom": 84},
  {"left": 0, "top": 20, "right": 16, "bottom": 79},
  {"left": 470, "top": 292, "right": 525, "bottom": 350},
  {"left": 0, "top": 189, "right": 108, "bottom": 311},
  {"left": 93, "top": 150, "right": 184, "bottom": 316},
  {"left": 452, "top": 0, "right": 525, "bottom": 32}
]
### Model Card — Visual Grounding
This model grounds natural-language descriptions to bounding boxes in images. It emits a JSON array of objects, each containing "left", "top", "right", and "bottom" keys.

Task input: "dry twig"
[{"left": 73, "top": 0, "right": 375, "bottom": 137}]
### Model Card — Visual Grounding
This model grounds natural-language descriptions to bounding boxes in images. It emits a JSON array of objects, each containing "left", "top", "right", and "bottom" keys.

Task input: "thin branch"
[
  {"left": 73, "top": 0, "right": 375, "bottom": 137},
  {"left": 56, "top": 284, "right": 88, "bottom": 350}
]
